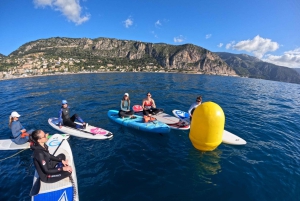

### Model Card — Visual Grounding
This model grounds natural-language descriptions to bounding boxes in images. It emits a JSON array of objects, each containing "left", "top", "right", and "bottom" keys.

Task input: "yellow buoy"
[{"left": 189, "top": 102, "right": 225, "bottom": 151}]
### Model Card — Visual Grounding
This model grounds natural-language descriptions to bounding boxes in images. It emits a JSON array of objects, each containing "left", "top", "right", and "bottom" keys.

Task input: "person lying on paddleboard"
[
  {"left": 30, "top": 129, "right": 72, "bottom": 183},
  {"left": 118, "top": 93, "right": 136, "bottom": 119},
  {"left": 9, "top": 111, "right": 34, "bottom": 145},
  {"left": 58, "top": 100, "right": 87, "bottom": 129},
  {"left": 188, "top": 96, "right": 202, "bottom": 121},
  {"left": 142, "top": 92, "right": 163, "bottom": 116}
]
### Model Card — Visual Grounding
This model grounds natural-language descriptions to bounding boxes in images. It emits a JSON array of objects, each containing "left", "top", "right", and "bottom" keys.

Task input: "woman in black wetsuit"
[{"left": 30, "top": 129, "right": 73, "bottom": 183}]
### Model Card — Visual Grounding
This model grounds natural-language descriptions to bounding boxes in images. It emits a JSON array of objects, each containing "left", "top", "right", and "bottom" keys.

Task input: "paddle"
[{"left": 29, "top": 177, "right": 41, "bottom": 197}]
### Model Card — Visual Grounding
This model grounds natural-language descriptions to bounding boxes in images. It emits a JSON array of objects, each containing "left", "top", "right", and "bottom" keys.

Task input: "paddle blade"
[{"left": 29, "top": 178, "right": 41, "bottom": 197}]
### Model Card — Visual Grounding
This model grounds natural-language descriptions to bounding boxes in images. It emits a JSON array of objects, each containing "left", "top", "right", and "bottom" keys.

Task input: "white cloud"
[
  {"left": 206, "top": 34, "right": 212, "bottom": 39},
  {"left": 151, "top": 31, "right": 158, "bottom": 38},
  {"left": 174, "top": 35, "right": 185, "bottom": 43},
  {"left": 263, "top": 48, "right": 300, "bottom": 68},
  {"left": 232, "top": 35, "right": 279, "bottom": 58},
  {"left": 226, "top": 41, "right": 235, "bottom": 49},
  {"left": 33, "top": 0, "right": 90, "bottom": 25},
  {"left": 217, "top": 43, "right": 223, "bottom": 48},
  {"left": 155, "top": 20, "right": 162, "bottom": 27},
  {"left": 123, "top": 17, "right": 133, "bottom": 28}
]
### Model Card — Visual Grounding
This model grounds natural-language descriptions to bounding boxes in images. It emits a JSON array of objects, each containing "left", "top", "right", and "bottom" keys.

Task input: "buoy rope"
[{"left": 0, "top": 148, "right": 29, "bottom": 162}]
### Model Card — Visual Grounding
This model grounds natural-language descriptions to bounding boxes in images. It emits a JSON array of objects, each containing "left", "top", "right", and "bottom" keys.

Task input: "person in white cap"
[
  {"left": 8, "top": 111, "right": 34, "bottom": 144},
  {"left": 118, "top": 93, "right": 135, "bottom": 118},
  {"left": 58, "top": 100, "right": 87, "bottom": 129}
]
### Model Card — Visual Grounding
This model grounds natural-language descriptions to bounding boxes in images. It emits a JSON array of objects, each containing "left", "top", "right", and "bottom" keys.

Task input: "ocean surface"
[{"left": 0, "top": 73, "right": 300, "bottom": 201}]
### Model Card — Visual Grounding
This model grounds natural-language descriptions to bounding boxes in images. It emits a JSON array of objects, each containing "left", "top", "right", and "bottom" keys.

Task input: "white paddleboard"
[
  {"left": 31, "top": 134, "right": 78, "bottom": 201},
  {"left": 172, "top": 109, "right": 246, "bottom": 145},
  {"left": 0, "top": 134, "right": 70, "bottom": 150},
  {"left": 48, "top": 117, "right": 113, "bottom": 140},
  {"left": 152, "top": 112, "right": 180, "bottom": 124},
  {"left": 222, "top": 130, "right": 246, "bottom": 145}
]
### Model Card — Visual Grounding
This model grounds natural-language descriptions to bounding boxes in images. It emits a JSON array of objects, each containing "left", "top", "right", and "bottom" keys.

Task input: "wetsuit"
[
  {"left": 143, "top": 100, "right": 162, "bottom": 116},
  {"left": 31, "top": 143, "right": 71, "bottom": 183},
  {"left": 58, "top": 107, "right": 84, "bottom": 129},
  {"left": 10, "top": 121, "right": 34, "bottom": 145},
  {"left": 118, "top": 100, "right": 134, "bottom": 117}
]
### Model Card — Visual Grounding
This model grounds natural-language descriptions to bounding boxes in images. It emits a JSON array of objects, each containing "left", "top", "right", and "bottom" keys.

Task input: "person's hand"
[
  {"left": 63, "top": 166, "right": 73, "bottom": 173},
  {"left": 21, "top": 129, "right": 26, "bottom": 133},
  {"left": 62, "top": 159, "right": 69, "bottom": 166}
]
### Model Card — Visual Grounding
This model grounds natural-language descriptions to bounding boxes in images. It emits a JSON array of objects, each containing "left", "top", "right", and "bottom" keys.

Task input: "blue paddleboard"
[{"left": 108, "top": 110, "right": 170, "bottom": 134}]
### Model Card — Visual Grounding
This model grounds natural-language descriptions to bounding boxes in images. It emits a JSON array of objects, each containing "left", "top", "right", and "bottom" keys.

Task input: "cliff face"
[
  {"left": 216, "top": 52, "right": 300, "bottom": 84},
  {"left": 9, "top": 37, "right": 237, "bottom": 76}
]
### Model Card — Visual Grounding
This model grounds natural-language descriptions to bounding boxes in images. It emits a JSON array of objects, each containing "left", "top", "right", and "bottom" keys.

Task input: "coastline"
[{"left": 0, "top": 71, "right": 239, "bottom": 82}]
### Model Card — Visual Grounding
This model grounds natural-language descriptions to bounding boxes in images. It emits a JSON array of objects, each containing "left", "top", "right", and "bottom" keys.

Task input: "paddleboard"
[
  {"left": 0, "top": 134, "right": 70, "bottom": 150},
  {"left": 31, "top": 134, "right": 78, "bottom": 201},
  {"left": 108, "top": 110, "right": 170, "bottom": 134},
  {"left": 132, "top": 105, "right": 143, "bottom": 112},
  {"left": 167, "top": 121, "right": 190, "bottom": 130},
  {"left": 133, "top": 105, "right": 180, "bottom": 124},
  {"left": 48, "top": 117, "right": 113, "bottom": 140},
  {"left": 172, "top": 109, "right": 247, "bottom": 145}
]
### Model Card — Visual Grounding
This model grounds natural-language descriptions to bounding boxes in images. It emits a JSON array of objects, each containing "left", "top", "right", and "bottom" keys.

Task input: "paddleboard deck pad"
[
  {"left": 48, "top": 117, "right": 113, "bottom": 140},
  {"left": 167, "top": 120, "right": 190, "bottom": 130},
  {"left": 0, "top": 134, "right": 70, "bottom": 150},
  {"left": 31, "top": 134, "right": 78, "bottom": 201},
  {"left": 172, "top": 109, "right": 246, "bottom": 145},
  {"left": 108, "top": 110, "right": 170, "bottom": 134}
]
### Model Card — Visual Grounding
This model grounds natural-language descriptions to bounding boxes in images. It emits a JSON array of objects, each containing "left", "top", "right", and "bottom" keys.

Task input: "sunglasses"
[
  {"left": 196, "top": 100, "right": 201, "bottom": 102},
  {"left": 147, "top": 95, "right": 151, "bottom": 96}
]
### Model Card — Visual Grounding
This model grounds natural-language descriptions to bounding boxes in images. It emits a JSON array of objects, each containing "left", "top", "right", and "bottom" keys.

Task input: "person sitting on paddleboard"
[
  {"left": 9, "top": 111, "right": 34, "bottom": 145},
  {"left": 188, "top": 96, "right": 202, "bottom": 121},
  {"left": 58, "top": 100, "right": 87, "bottom": 129},
  {"left": 118, "top": 93, "right": 136, "bottom": 119},
  {"left": 142, "top": 92, "right": 163, "bottom": 116},
  {"left": 30, "top": 129, "right": 72, "bottom": 183}
]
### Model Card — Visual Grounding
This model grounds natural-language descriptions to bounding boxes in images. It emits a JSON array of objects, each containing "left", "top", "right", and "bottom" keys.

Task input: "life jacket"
[{"left": 143, "top": 115, "right": 156, "bottom": 123}]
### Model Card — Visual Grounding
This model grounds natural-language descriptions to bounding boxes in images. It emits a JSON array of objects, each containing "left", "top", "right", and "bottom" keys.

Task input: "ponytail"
[{"left": 8, "top": 116, "right": 14, "bottom": 128}]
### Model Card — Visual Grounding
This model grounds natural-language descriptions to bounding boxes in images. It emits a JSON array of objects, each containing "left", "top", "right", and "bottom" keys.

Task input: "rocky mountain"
[
  {"left": 7, "top": 37, "right": 236, "bottom": 76},
  {"left": 215, "top": 52, "right": 300, "bottom": 84},
  {"left": 0, "top": 53, "right": 6, "bottom": 58}
]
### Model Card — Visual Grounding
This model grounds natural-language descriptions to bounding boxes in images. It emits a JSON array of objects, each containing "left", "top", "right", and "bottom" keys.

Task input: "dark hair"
[
  {"left": 29, "top": 129, "right": 43, "bottom": 146},
  {"left": 196, "top": 96, "right": 202, "bottom": 101}
]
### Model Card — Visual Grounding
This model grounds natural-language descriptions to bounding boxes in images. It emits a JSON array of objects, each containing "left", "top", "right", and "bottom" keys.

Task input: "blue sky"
[{"left": 0, "top": 0, "right": 299, "bottom": 68}]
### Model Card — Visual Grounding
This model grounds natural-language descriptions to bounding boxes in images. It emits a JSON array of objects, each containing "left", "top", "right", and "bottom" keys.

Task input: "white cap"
[
  {"left": 11, "top": 111, "right": 21, "bottom": 118},
  {"left": 124, "top": 93, "right": 129, "bottom": 97}
]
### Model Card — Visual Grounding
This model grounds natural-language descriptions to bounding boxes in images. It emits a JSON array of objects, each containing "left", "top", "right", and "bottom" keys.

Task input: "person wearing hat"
[
  {"left": 118, "top": 93, "right": 135, "bottom": 118},
  {"left": 8, "top": 111, "right": 34, "bottom": 144},
  {"left": 58, "top": 100, "right": 87, "bottom": 129},
  {"left": 188, "top": 95, "right": 202, "bottom": 121}
]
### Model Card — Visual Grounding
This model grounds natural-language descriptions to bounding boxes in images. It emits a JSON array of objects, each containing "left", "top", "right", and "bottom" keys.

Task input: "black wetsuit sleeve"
[
  {"left": 35, "top": 152, "right": 63, "bottom": 174},
  {"left": 49, "top": 154, "right": 63, "bottom": 162}
]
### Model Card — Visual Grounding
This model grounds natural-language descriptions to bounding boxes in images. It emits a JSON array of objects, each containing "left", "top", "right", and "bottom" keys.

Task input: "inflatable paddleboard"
[
  {"left": 167, "top": 121, "right": 190, "bottom": 130},
  {"left": 108, "top": 110, "right": 170, "bottom": 134},
  {"left": 0, "top": 134, "right": 70, "bottom": 150},
  {"left": 48, "top": 117, "right": 113, "bottom": 140},
  {"left": 172, "top": 109, "right": 247, "bottom": 145},
  {"left": 31, "top": 134, "right": 78, "bottom": 201}
]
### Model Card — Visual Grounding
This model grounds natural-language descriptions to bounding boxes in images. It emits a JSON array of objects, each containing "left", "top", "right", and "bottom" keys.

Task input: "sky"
[{"left": 0, "top": 0, "right": 299, "bottom": 68}]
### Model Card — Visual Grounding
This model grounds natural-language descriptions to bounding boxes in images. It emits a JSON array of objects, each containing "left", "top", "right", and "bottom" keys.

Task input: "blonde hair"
[{"left": 8, "top": 116, "right": 14, "bottom": 128}]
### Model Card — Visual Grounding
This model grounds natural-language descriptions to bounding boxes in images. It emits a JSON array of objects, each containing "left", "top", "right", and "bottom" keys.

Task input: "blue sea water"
[{"left": 0, "top": 73, "right": 300, "bottom": 201}]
